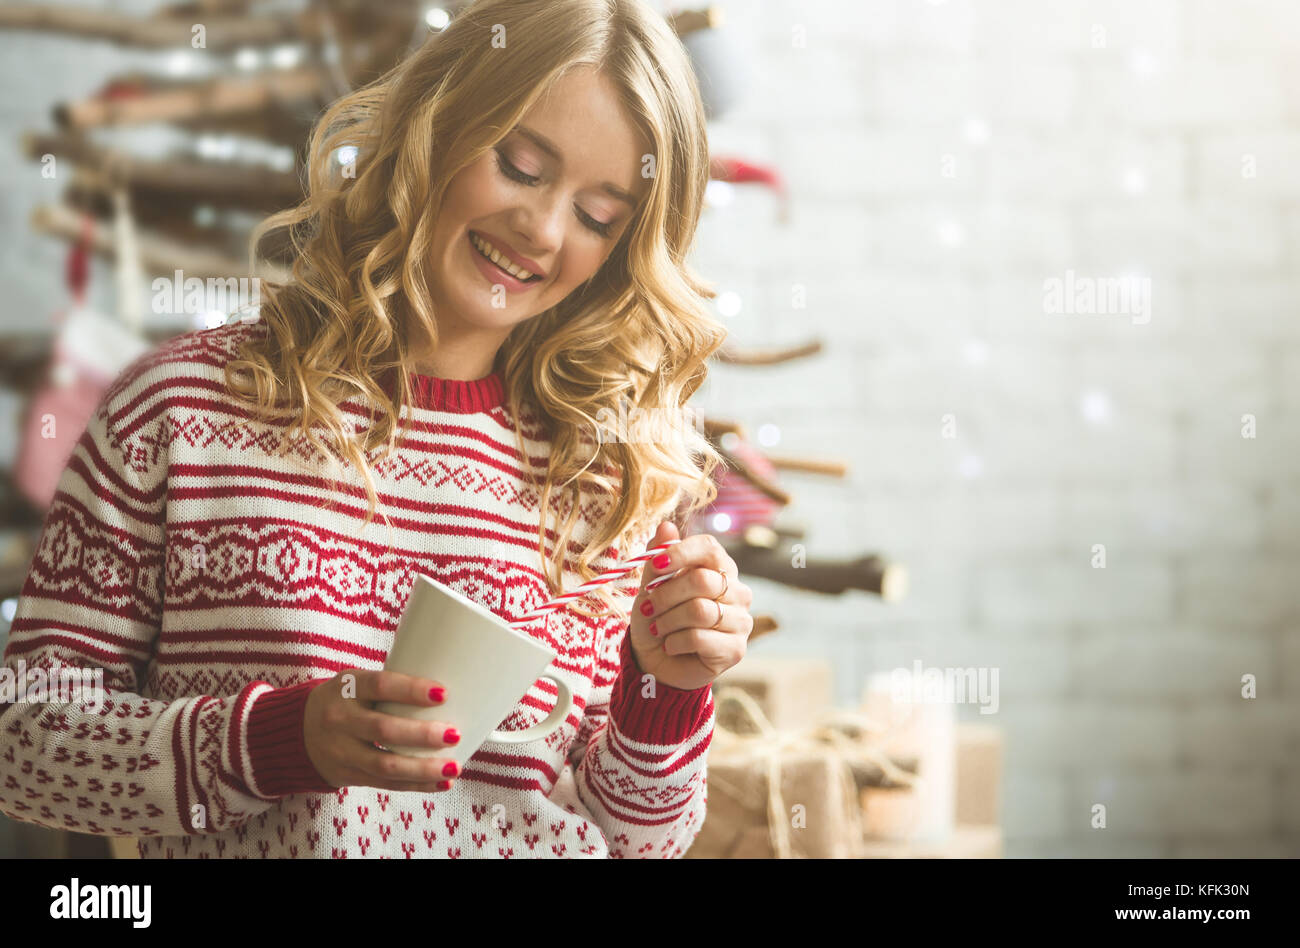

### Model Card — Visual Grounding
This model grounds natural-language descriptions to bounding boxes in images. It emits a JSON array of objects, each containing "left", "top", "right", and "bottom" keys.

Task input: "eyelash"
[{"left": 494, "top": 150, "right": 615, "bottom": 238}]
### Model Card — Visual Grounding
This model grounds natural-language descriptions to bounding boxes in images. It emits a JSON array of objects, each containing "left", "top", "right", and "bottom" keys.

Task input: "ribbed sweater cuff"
[
  {"left": 245, "top": 678, "right": 337, "bottom": 798},
  {"left": 609, "top": 632, "right": 713, "bottom": 744}
]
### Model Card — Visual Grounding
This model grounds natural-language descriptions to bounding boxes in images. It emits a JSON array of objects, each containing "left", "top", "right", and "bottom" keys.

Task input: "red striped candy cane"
[{"left": 509, "top": 539, "right": 682, "bottom": 630}]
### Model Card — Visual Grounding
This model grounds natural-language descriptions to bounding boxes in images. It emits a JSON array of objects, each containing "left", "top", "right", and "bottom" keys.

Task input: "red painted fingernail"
[
  {"left": 429, "top": 687, "right": 445, "bottom": 702},
  {"left": 652, "top": 554, "right": 671, "bottom": 569},
  {"left": 640, "top": 600, "right": 654, "bottom": 616},
  {"left": 437, "top": 780, "right": 451, "bottom": 791},
  {"left": 649, "top": 622, "right": 658, "bottom": 636},
  {"left": 443, "top": 728, "right": 460, "bottom": 745},
  {"left": 442, "top": 761, "right": 459, "bottom": 777}
]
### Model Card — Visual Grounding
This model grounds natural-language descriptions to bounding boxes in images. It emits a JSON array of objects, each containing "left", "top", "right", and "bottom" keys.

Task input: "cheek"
[
  {"left": 448, "top": 161, "right": 505, "bottom": 219},
  {"left": 556, "top": 247, "right": 606, "bottom": 288}
]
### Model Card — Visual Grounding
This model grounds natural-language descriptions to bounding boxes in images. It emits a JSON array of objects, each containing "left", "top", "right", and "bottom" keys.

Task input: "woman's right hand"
[{"left": 302, "top": 668, "right": 462, "bottom": 792}]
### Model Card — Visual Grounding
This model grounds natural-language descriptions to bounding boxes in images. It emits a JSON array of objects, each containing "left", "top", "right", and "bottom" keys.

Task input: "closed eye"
[{"left": 493, "top": 148, "right": 615, "bottom": 238}]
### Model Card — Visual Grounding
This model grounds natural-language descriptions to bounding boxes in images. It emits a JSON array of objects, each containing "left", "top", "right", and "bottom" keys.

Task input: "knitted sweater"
[{"left": 0, "top": 319, "right": 714, "bottom": 858}]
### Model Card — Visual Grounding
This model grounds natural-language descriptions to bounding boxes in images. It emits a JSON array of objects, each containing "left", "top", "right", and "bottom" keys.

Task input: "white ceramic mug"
[{"left": 373, "top": 573, "right": 573, "bottom": 762}]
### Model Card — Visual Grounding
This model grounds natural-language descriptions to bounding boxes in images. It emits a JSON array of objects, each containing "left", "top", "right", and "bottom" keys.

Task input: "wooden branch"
[
  {"left": 0, "top": 335, "right": 55, "bottom": 394},
  {"left": 765, "top": 455, "right": 849, "bottom": 478},
  {"left": 702, "top": 421, "right": 849, "bottom": 477},
  {"left": 312, "top": 1, "right": 428, "bottom": 87},
  {"left": 159, "top": 0, "right": 255, "bottom": 17},
  {"left": 171, "top": 100, "right": 316, "bottom": 149},
  {"left": 0, "top": 3, "right": 305, "bottom": 49},
  {"left": 24, "top": 132, "right": 303, "bottom": 207},
  {"left": 702, "top": 417, "right": 747, "bottom": 440},
  {"left": 62, "top": 178, "right": 277, "bottom": 266},
  {"left": 30, "top": 201, "right": 290, "bottom": 283},
  {"left": 55, "top": 67, "right": 329, "bottom": 130},
  {"left": 748, "top": 614, "right": 778, "bottom": 642},
  {"left": 740, "top": 523, "right": 806, "bottom": 546},
  {"left": 722, "top": 537, "right": 908, "bottom": 600},
  {"left": 668, "top": 7, "right": 724, "bottom": 37},
  {"left": 715, "top": 340, "right": 823, "bottom": 365},
  {"left": 715, "top": 444, "right": 791, "bottom": 506},
  {"left": 0, "top": 328, "right": 184, "bottom": 394}
]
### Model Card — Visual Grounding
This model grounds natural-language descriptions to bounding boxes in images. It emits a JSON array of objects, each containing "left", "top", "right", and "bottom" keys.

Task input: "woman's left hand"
[{"left": 627, "top": 520, "right": 754, "bottom": 692}]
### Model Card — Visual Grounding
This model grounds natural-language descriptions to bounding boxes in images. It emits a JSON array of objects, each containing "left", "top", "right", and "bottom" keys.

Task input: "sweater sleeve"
[
  {"left": 0, "top": 356, "right": 336, "bottom": 841},
  {"left": 568, "top": 578, "right": 714, "bottom": 858}
]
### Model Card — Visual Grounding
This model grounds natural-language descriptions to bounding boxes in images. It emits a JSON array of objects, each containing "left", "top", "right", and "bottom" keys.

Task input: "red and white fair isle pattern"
[{"left": 0, "top": 320, "right": 714, "bottom": 858}]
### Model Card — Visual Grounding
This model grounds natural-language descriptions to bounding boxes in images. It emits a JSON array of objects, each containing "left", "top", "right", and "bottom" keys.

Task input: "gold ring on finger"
[{"left": 710, "top": 598, "right": 724, "bottom": 630}]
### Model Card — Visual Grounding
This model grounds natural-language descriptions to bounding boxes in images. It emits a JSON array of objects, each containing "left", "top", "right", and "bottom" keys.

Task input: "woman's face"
[{"left": 427, "top": 65, "right": 650, "bottom": 341}]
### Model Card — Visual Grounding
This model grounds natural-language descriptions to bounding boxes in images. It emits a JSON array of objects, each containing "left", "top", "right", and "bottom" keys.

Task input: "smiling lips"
[{"left": 469, "top": 230, "right": 546, "bottom": 281}]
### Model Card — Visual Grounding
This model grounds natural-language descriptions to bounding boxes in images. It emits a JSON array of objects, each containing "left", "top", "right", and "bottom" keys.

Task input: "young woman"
[{"left": 0, "top": 0, "right": 753, "bottom": 858}]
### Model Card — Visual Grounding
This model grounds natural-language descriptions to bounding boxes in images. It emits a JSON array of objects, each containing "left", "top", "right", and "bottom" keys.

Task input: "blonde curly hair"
[{"left": 225, "top": 0, "right": 726, "bottom": 618}]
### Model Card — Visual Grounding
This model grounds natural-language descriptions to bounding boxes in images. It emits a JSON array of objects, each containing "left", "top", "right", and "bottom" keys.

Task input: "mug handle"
[{"left": 487, "top": 675, "right": 573, "bottom": 744}]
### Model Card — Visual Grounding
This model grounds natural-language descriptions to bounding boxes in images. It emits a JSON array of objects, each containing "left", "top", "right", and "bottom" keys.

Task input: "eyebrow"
[{"left": 513, "top": 125, "right": 642, "bottom": 209}]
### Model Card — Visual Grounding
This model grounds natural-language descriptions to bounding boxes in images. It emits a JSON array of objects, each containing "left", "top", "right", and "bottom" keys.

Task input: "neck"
[{"left": 408, "top": 328, "right": 503, "bottom": 381}]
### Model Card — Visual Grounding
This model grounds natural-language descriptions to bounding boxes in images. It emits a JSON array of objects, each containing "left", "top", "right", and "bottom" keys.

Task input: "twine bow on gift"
[{"left": 709, "top": 687, "right": 923, "bottom": 859}]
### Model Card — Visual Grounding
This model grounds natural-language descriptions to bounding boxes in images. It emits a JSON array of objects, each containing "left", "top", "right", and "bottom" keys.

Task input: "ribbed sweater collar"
[{"left": 379, "top": 366, "right": 506, "bottom": 413}]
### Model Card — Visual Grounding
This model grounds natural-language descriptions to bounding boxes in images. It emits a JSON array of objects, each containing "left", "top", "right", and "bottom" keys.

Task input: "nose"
[{"left": 510, "top": 189, "right": 565, "bottom": 259}]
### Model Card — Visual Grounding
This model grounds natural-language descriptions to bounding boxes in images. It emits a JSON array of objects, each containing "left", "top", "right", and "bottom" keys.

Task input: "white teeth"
[{"left": 471, "top": 233, "right": 535, "bottom": 280}]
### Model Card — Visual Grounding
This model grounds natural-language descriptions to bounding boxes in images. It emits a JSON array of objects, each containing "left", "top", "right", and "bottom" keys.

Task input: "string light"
[
  {"left": 716, "top": 290, "right": 743, "bottom": 317},
  {"left": 52, "top": 362, "right": 76, "bottom": 388},
  {"left": 1129, "top": 48, "right": 1159, "bottom": 78},
  {"left": 233, "top": 48, "right": 261, "bottom": 71},
  {"left": 196, "top": 135, "right": 235, "bottom": 160},
  {"left": 266, "top": 146, "right": 295, "bottom": 173},
  {"left": 165, "top": 51, "right": 193, "bottom": 76},
  {"left": 756, "top": 423, "right": 780, "bottom": 447},
  {"left": 963, "top": 339, "right": 989, "bottom": 364},
  {"left": 270, "top": 44, "right": 302, "bottom": 69},
  {"left": 704, "top": 179, "right": 735, "bottom": 208},
  {"left": 963, "top": 117, "right": 990, "bottom": 145},
  {"left": 1080, "top": 389, "right": 1112, "bottom": 425}
]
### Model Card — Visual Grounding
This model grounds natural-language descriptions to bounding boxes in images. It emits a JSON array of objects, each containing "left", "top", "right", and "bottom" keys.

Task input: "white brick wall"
[
  {"left": 1069, "top": 628, "right": 1275, "bottom": 699},
  {"left": 708, "top": 0, "right": 1299, "bottom": 857},
  {"left": 1000, "top": 703, "right": 1183, "bottom": 771},
  {"left": 1072, "top": 772, "right": 1276, "bottom": 837}
]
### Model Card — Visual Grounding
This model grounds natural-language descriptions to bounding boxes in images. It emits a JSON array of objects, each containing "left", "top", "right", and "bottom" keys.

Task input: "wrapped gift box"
[
  {"left": 860, "top": 785, "right": 922, "bottom": 840},
  {"left": 108, "top": 837, "right": 140, "bottom": 859},
  {"left": 685, "top": 685, "right": 861, "bottom": 859},
  {"left": 687, "top": 747, "right": 861, "bottom": 859},
  {"left": 854, "top": 723, "right": 1004, "bottom": 845},
  {"left": 858, "top": 823, "right": 1003, "bottom": 859},
  {"left": 713, "top": 657, "right": 833, "bottom": 735},
  {"left": 817, "top": 718, "right": 920, "bottom": 792},
  {"left": 955, "top": 722, "right": 1003, "bottom": 826},
  {"left": 860, "top": 670, "right": 957, "bottom": 843}
]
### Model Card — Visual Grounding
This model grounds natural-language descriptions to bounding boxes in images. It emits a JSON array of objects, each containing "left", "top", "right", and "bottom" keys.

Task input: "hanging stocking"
[{"left": 13, "top": 194, "right": 150, "bottom": 512}]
